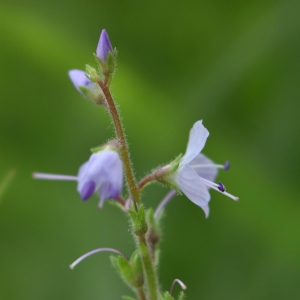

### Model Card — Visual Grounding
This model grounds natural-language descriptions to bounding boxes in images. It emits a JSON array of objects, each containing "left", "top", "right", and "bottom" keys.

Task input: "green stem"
[
  {"left": 98, "top": 80, "right": 140, "bottom": 204},
  {"left": 139, "top": 238, "right": 158, "bottom": 300}
]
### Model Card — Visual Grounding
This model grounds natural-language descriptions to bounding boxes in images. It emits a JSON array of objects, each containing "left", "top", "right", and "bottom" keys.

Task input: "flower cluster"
[{"left": 33, "top": 29, "right": 239, "bottom": 300}]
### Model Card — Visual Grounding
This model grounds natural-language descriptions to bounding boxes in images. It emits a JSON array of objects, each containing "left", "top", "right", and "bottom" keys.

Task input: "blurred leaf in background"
[
  {"left": 0, "top": 0, "right": 300, "bottom": 299},
  {"left": 0, "top": 169, "right": 16, "bottom": 203}
]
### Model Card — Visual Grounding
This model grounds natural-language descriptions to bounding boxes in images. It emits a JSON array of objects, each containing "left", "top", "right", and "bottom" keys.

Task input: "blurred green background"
[{"left": 1, "top": 0, "right": 300, "bottom": 299}]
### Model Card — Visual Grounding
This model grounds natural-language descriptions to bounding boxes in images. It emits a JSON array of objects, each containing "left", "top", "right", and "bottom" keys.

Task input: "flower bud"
[
  {"left": 96, "top": 29, "right": 113, "bottom": 63},
  {"left": 95, "top": 29, "right": 115, "bottom": 76},
  {"left": 68, "top": 69, "right": 105, "bottom": 105}
]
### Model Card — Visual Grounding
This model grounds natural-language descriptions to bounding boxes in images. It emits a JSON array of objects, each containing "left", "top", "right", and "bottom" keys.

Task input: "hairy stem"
[
  {"left": 139, "top": 237, "right": 158, "bottom": 300},
  {"left": 98, "top": 79, "right": 140, "bottom": 204}
]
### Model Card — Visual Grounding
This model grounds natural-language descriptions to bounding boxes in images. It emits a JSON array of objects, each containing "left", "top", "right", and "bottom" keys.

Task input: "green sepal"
[
  {"left": 118, "top": 256, "right": 139, "bottom": 288},
  {"left": 178, "top": 291, "right": 186, "bottom": 300},
  {"left": 122, "top": 296, "right": 137, "bottom": 300},
  {"left": 163, "top": 291, "right": 174, "bottom": 300},
  {"left": 128, "top": 205, "right": 148, "bottom": 236},
  {"left": 85, "top": 64, "right": 98, "bottom": 77},
  {"left": 168, "top": 153, "right": 182, "bottom": 173},
  {"left": 78, "top": 85, "right": 95, "bottom": 99},
  {"left": 158, "top": 292, "right": 165, "bottom": 300},
  {"left": 84, "top": 72, "right": 98, "bottom": 83},
  {"left": 130, "top": 250, "right": 144, "bottom": 286},
  {"left": 78, "top": 85, "right": 105, "bottom": 105},
  {"left": 106, "top": 51, "right": 115, "bottom": 74},
  {"left": 90, "top": 144, "right": 118, "bottom": 153}
]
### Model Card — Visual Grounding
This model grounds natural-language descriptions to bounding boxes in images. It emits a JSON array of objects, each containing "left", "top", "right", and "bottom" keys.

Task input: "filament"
[
  {"left": 170, "top": 278, "right": 187, "bottom": 295},
  {"left": 70, "top": 248, "right": 129, "bottom": 269}
]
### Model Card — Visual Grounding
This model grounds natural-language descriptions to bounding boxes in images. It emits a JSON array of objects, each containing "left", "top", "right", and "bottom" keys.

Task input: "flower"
[
  {"left": 96, "top": 29, "right": 113, "bottom": 63},
  {"left": 170, "top": 120, "right": 238, "bottom": 218},
  {"left": 33, "top": 149, "right": 123, "bottom": 208},
  {"left": 68, "top": 69, "right": 98, "bottom": 95}
]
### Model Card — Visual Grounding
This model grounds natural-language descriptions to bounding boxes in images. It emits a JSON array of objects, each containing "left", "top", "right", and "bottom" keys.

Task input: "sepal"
[
  {"left": 163, "top": 291, "right": 174, "bottom": 300},
  {"left": 90, "top": 143, "right": 118, "bottom": 153},
  {"left": 85, "top": 64, "right": 99, "bottom": 83},
  {"left": 78, "top": 85, "right": 105, "bottom": 105},
  {"left": 128, "top": 205, "right": 148, "bottom": 236}
]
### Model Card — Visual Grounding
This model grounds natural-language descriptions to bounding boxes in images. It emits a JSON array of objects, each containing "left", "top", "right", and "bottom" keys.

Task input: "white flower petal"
[
  {"left": 181, "top": 120, "right": 209, "bottom": 166},
  {"left": 201, "top": 204, "right": 210, "bottom": 218},
  {"left": 174, "top": 164, "right": 210, "bottom": 207},
  {"left": 189, "top": 153, "right": 218, "bottom": 183}
]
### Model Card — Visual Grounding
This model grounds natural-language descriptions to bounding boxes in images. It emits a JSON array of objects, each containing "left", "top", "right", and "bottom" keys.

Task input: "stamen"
[
  {"left": 224, "top": 161, "right": 230, "bottom": 171},
  {"left": 154, "top": 190, "right": 177, "bottom": 219},
  {"left": 200, "top": 177, "right": 219, "bottom": 187},
  {"left": 170, "top": 278, "right": 187, "bottom": 295},
  {"left": 70, "top": 248, "right": 129, "bottom": 269},
  {"left": 192, "top": 164, "right": 225, "bottom": 169},
  {"left": 218, "top": 181, "right": 226, "bottom": 192},
  {"left": 33, "top": 173, "right": 78, "bottom": 181},
  {"left": 200, "top": 178, "right": 239, "bottom": 201}
]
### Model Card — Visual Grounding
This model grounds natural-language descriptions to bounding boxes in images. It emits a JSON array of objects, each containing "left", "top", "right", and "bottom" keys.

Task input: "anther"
[
  {"left": 218, "top": 181, "right": 226, "bottom": 192},
  {"left": 224, "top": 161, "right": 230, "bottom": 171}
]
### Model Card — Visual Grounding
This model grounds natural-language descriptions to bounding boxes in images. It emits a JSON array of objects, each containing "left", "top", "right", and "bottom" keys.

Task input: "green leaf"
[
  {"left": 110, "top": 255, "right": 120, "bottom": 272},
  {"left": 118, "top": 256, "right": 138, "bottom": 288}
]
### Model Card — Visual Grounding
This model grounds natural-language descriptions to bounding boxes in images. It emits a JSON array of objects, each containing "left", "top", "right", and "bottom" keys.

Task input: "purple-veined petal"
[
  {"left": 96, "top": 29, "right": 113, "bottom": 63},
  {"left": 80, "top": 180, "right": 96, "bottom": 201},
  {"left": 77, "top": 150, "right": 123, "bottom": 205},
  {"left": 181, "top": 120, "right": 209, "bottom": 166},
  {"left": 189, "top": 153, "right": 218, "bottom": 183},
  {"left": 173, "top": 164, "right": 210, "bottom": 207}
]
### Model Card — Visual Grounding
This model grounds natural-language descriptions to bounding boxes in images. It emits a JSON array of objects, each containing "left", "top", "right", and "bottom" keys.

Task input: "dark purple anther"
[
  {"left": 218, "top": 181, "right": 226, "bottom": 192},
  {"left": 81, "top": 180, "right": 96, "bottom": 201},
  {"left": 224, "top": 161, "right": 230, "bottom": 171}
]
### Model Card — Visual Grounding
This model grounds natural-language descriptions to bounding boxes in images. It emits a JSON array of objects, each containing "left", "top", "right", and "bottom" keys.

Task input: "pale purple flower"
[
  {"left": 68, "top": 69, "right": 98, "bottom": 95},
  {"left": 170, "top": 120, "right": 238, "bottom": 218},
  {"left": 96, "top": 29, "right": 113, "bottom": 63},
  {"left": 33, "top": 150, "right": 123, "bottom": 208}
]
